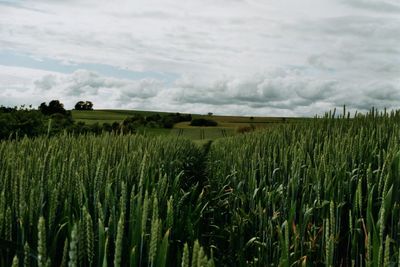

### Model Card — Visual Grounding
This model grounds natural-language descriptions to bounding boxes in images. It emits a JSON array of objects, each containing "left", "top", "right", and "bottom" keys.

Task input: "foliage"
[
  {"left": 0, "top": 103, "right": 75, "bottom": 140},
  {"left": 0, "top": 107, "right": 46, "bottom": 139},
  {"left": 74, "top": 101, "right": 93, "bottom": 111},
  {"left": 190, "top": 119, "right": 218, "bottom": 127},
  {"left": 236, "top": 125, "right": 256, "bottom": 134},
  {"left": 39, "top": 100, "right": 67, "bottom": 116},
  {"left": 1, "top": 107, "right": 400, "bottom": 266},
  {"left": 37, "top": 100, "right": 74, "bottom": 135},
  {"left": 0, "top": 134, "right": 211, "bottom": 266},
  {"left": 121, "top": 113, "right": 192, "bottom": 131},
  {"left": 162, "top": 113, "right": 192, "bottom": 129},
  {"left": 206, "top": 108, "right": 400, "bottom": 265}
]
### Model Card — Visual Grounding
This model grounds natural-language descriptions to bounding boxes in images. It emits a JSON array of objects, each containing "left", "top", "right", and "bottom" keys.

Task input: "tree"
[
  {"left": 74, "top": 101, "right": 85, "bottom": 110},
  {"left": 38, "top": 102, "right": 49, "bottom": 115},
  {"left": 74, "top": 101, "right": 93, "bottom": 111},
  {"left": 39, "top": 100, "right": 67, "bottom": 115},
  {"left": 85, "top": 101, "right": 93, "bottom": 110},
  {"left": 48, "top": 100, "right": 67, "bottom": 115}
]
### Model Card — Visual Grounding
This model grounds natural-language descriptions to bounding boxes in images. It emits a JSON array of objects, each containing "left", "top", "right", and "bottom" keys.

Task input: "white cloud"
[
  {"left": 1, "top": 65, "right": 399, "bottom": 116},
  {"left": 0, "top": 0, "right": 399, "bottom": 115},
  {"left": 343, "top": 0, "right": 400, "bottom": 13}
]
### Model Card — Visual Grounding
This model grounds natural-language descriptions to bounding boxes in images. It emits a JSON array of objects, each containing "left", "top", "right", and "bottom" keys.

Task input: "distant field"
[
  {"left": 72, "top": 109, "right": 305, "bottom": 140},
  {"left": 71, "top": 109, "right": 168, "bottom": 125},
  {"left": 171, "top": 127, "right": 235, "bottom": 140}
]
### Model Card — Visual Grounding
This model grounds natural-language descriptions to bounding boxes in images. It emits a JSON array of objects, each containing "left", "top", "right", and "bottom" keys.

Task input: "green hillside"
[{"left": 72, "top": 109, "right": 305, "bottom": 140}]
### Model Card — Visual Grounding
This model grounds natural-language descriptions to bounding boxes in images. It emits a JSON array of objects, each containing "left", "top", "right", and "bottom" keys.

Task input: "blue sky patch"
[{"left": 0, "top": 50, "right": 179, "bottom": 83}]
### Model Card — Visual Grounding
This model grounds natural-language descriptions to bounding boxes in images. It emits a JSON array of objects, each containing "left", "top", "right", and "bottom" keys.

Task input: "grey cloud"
[
  {"left": 328, "top": 80, "right": 400, "bottom": 111},
  {"left": 365, "top": 83, "right": 400, "bottom": 101},
  {"left": 259, "top": 79, "right": 291, "bottom": 101},
  {"left": 167, "top": 73, "right": 400, "bottom": 115},
  {"left": 321, "top": 16, "right": 400, "bottom": 41},
  {"left": 66, "top": 70, "right": 105, "bottom": 95},
  {"left": 342, "top": 0, "right": 400, "bottom": 13},
  {"left": 288, "top": 14, "right": 400, "bottom": 86},
  {"left": 34, "top": 74, "right": 57, "bottom": 90},
  {"left": 31, "top": 69, "right": 164, "bottom": 106},
  {"left": 295, "top": 80, "right": 338, "bottom": 101},
  {"left": 0, "top": 1, "right": 48, "bottom": 13},
  {"left": 118, "top": 79, "right": 164, "bottom": 100},
  {"left": 2, "top": 65, "right": 400, "bottom": 116},
  {"left": 1, "top": 0, "right": 400, "bottom": 116},
  {"left": 163, "top": 71, "right": 343, "bottom": 112}
]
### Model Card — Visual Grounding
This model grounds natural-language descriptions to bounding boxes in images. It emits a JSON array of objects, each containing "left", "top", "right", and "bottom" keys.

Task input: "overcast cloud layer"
[{"left": 1, "top": 0, "right": 399, "bottom": 116}]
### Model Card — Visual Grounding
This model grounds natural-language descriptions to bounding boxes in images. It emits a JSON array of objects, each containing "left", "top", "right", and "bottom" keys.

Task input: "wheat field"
[{"left": 1, "top": 108, "right": 400, "bottom": 266}]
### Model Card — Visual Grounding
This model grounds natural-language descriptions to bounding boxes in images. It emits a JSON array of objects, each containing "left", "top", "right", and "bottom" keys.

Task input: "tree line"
[{"left": 0, "top": 100, "right": 193, "bottom": 140}]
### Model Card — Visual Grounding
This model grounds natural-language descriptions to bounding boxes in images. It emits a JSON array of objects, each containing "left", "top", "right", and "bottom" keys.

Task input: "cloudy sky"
[{"left": 0, "top": 0, "right": 399, "bottom": 116}]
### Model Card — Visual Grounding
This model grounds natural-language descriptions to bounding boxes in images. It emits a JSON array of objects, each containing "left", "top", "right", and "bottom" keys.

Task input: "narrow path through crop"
[{"left": 221, "top": 129, "right": 227, "bottom": 137}]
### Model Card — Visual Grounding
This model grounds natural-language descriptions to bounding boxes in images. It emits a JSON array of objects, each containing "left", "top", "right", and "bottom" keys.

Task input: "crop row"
[{"left": 1, "top": 109, "right": 400, "bottom": 266}]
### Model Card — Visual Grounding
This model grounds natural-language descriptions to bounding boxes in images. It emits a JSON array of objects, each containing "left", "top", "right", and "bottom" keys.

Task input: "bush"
[
  {"left": 0, "top": 109, "right": 46, "bottom": 139},
  {"left": 236, "top": 125, "right": 256, "bottom": 134},
  {"left": 146, "top": 114, "right": 162, "bottom": 122},
  {"left": 190, "top": 118, "right": 218, "bottom": 127},
  {"left": 102, "top": 122, "right": 113, "bottom": 132}
]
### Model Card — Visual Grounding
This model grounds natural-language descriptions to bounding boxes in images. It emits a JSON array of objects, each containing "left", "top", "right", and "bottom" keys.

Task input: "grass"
[
  {"left": 71, "top": 110, "right": 168, "bottom": 125},
  {"left": 72, "top": 109, "right": 301, "bottom": 140},
  {"left": 0, "top": 134, "right": 208, "bottom": 267},
  {"left": 137, "top": 127, "right": 172, "bottom": 137},
  {"left": 3, "top": 108, "right": 399, "bottom": 266},
  {"left": 170, "top": 127, "right": 235, "bottom": 140},
  {"left": 72, "top": 109, "right": 302, "bottom": 126}
]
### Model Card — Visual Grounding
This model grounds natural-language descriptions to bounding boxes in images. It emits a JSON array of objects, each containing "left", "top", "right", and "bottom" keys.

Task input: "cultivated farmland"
[
  {"left": 72, "top": 109, "right": 304, "bottom": 140},
  {"left": 1, "top": 109, "right": 400, "bottom": 266}
]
